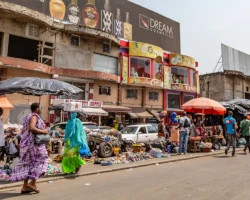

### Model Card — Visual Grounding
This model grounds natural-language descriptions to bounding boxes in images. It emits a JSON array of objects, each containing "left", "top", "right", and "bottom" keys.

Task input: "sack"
[
  {"left": 183, "top": 118, "right": 190, "bottom": 128},
  {"left": 34, "top": 134, "right": 51, "bottom": 144}
]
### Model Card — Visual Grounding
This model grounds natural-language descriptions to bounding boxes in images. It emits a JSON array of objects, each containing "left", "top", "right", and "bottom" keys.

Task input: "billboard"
[
  {"left": 2, "top": 0, "right": 180, "bottom": 53},
  {"left": 169, "top": 54, "right": 196, "bottom": 69},
  {"left": 222, "top": 43, "right": 250, "bottom": 76}
]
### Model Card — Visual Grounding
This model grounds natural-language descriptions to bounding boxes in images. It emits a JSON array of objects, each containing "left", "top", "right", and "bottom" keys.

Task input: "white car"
[{"left": 121, "top": 124, "right": 158, "bottom": 144}]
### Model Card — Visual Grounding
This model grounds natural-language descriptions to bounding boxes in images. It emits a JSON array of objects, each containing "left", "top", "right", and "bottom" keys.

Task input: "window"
[
  {"left": 103, "top": 42, "right": 110, "bottom": 53},
  {"left": 99, "top": 86, "right": 111, "bottom": 95},
  {"left": 71, "top": 35, "right": 80, "bottom": 46},
  {"left": 168, "top": 94, "right": 180, "bottom": 109},
  {"left": 190, "top": 70, "right": 197, "bottom": 86},
  {"left": 171, "top": 67, "right": 188, "bottom": 84},
  {"left": 93, "top": 54, "right": 118, "bottom": 75},
  {"left": 126, "top": 89, "right": 137, "bottom": 99},
  {"left": 138, "top": 127, "right": 147, "bottom": 134},
  {"left": 147, "top": 125, "right": 157, "bottom": 134},
  {"left": 247, "top": 87, "right": 249, "bottom": 92},
  {"left": 149, "top": 92, "right": 159, "bottom": 101},
  {"left": 184, "top": 95, "right": 194, "bottom": 103},
  {"left": 26, "top": 24, "right": 39, "bottom": 38},
  {"left": 130, "top": 57, "right": 151, "bottom": 78},
  {"left": 154, "top": 62, "right": 163, "bottom": 80}
]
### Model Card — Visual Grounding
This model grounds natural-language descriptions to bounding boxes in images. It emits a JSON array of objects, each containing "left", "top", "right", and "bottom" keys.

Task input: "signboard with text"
[
  {"left": 3, "top": 0, "right": 180, "bottom": 53},
  {"left": 169, "top": 54, "right": 196, "bottom": 69}
]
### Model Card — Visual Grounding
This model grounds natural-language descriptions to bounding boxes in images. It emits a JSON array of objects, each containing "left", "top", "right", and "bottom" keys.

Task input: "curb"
[{"left": 0, "top": 149, "right": 243, "bottom": 191}]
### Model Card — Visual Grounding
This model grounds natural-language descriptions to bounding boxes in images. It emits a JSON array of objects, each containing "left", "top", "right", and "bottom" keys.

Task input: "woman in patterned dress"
[{"left": 10, "top": 103, "right": 49, "bottom": 194}]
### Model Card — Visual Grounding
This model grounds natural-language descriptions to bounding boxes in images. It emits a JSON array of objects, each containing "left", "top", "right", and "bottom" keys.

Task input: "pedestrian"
[
  {"left": 239, "top": 115, "right": 250, "bottom": 154},
  {"left": 61, "top": 112, "right": 90, "bottom": 174},
  {"left": 10, "top": 103, "right": 49, "bottom": 194},
  {"left": 190, "top": 120, "right": 196, "bottom": 137},
  {"left": 224, "top": 111, "right": 237, "bottom": 156},
  {"left": 158, "top": 119, "right": 165, "bottom": 137},
  {"left": 177, "top": 112, "right": 191, "bottom": 155},
  {"left": 118, "top": 122, "right": 124, "bottom": 131},
  {"left": 0, "top": 108, "right": 5, "bottom": 162}
]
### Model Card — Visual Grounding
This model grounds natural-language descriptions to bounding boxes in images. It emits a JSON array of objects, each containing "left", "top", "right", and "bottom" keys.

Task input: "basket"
[
  {"left": 150, "top": 151, "right": 162, "bottom": 158},
  {"left": 201, "top": 147, "right": 211, "bottom": 153}
]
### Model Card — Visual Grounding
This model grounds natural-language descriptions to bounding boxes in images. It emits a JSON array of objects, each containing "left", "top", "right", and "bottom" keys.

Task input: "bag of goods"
[
  {"left": 64, "top": 102, "right": 82, "bottom": 112},
  {"left": 150, "top": 148, "right": 162, "bottom": 158}
]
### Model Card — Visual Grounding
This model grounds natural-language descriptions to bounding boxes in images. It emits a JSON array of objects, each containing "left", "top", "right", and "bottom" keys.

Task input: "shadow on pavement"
[
  {"left": 0, "top": 192, "right": 37, "bottom": 199},
  {"left": 213, "top": 155, "right": 231, "bottom": 158}
]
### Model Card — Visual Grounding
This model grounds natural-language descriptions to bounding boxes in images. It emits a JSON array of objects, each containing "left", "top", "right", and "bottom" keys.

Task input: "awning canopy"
[
  {"left": 102, "top": 105, "right": 132, "bottom": 113},
  {"left": 128, "top": 107, "right": 153, "bottom": 119},
  {"left": 82, "top": 108, "right": 108, "bottom": 116},
  {"left": 146, "top": 109, "right": 162, "bottom": 120}
]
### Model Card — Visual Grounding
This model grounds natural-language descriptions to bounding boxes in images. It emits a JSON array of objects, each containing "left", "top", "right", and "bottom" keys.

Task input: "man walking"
[
  {"left": 177, "top": 112, "right": 191, "bottom": 155},
  {"left": 239, "top": 115, "right": 250, "bottom": 154},
  {"left": 224, "top": 111, "right": 237, "bottom": 156}
]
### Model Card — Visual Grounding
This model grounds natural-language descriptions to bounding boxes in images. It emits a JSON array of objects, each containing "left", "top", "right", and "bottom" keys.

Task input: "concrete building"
[{"left": 199, "top": 71, "right": 250, "bottom": 101}]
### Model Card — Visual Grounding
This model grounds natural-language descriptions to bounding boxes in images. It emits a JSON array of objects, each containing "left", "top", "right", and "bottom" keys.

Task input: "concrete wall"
[
  {"left": 121, "top": 86, "right": 142, "bottom": 108},
  {"left": 2, "top": 68, "right": 50, "bottom": 124},
  {"left": 93, "top": 80, "right": 118, "bottom": 104},
  {"left": 144, "top": 88, "right": 163, "bottom": 109}
]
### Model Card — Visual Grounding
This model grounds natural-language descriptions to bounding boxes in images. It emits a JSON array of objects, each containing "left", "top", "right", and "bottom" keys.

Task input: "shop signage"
[
  {"left": 171, "top": 84, "right": 196, "bottom": 92},
  {"left": 163, "top": 66, "right": 172, "bottom": 89},
  {"left": 196, "top": 74, "right": 200, "bottom": 94},
  {"left": 128, "top": 77, "right": 163, "bottom": 88},
  {"left": 169, "top": 54, "right": 196, "bottom": 69},
  {"left": 64, "top": 99, "right": 102, "bottom": 108},
  {"left": 3, "top": 0, "right": 180, "bottom": 53},
  {"left": 121, "top": 56, "right": 128, "bottom": 84},
  {"left": 129, "top": 42, "right": 163, "bottom": 59}
]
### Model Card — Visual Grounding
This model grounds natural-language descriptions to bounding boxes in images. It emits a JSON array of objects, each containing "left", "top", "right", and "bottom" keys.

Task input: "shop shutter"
[{"left": 93, "top": 54, "right": 118, "bottom": 75}]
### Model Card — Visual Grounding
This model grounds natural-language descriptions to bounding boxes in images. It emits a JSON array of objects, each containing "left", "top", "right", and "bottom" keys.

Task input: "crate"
[
  {"left": 201, "top": 147, "right": 211, "bottom": 153},
  {"left": 188, "top": 140, "right": 201, "bottom": 153}
]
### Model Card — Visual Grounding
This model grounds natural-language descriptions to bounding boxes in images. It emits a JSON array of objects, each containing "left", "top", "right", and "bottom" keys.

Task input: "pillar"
[{"left": 1, "top": 33, "right": 9, "bottom": 56}]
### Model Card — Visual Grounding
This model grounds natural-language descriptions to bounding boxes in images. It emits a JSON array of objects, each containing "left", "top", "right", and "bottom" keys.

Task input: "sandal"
[
  {"left": 27, "top": 184, "right": 40, "bottom": 193},
  {"left": 75, "top": 165, "right": 82, "bottom": 174},
  {"left": 21, "top": 188, "right": 32, "bottom": 194}
]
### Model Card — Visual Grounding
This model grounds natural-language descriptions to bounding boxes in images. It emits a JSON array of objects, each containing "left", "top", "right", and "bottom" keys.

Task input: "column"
[
  {"left": 1, "top": 33, "right": 9, "bottom": 56},
  {"left": 89, "top": 83, "right": 94, "bottom": 100}
]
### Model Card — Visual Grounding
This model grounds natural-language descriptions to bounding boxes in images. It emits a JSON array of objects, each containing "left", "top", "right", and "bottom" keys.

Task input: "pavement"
[
  {"left": 0, "top": 148, "right": 243, "bottom": 190},
  {"left": 0, "top": 149, "right": 249, "bottom": 200}
]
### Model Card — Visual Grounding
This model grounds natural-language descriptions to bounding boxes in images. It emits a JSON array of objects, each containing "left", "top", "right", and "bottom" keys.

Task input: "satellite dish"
[{"left": 155, "top": 56, "right": 162, "bottom": 63}]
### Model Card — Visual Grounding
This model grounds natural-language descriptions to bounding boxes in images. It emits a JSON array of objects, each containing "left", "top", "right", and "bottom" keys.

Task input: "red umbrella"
[{"left": 181, "top": 97, "right": 226, "bottom": 115}]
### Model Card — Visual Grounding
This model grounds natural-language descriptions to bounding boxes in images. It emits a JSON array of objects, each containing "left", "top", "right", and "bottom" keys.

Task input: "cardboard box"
[{"left": 64, "top": 102, "right": 82, "bottom": 112}]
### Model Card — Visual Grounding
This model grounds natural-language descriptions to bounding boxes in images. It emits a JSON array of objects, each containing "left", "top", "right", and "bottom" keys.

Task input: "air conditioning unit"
[{"left": 26, "top": 23, "right": 40, "bottom": 38}]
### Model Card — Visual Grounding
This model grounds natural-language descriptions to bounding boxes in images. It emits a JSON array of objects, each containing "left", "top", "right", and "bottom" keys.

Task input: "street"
[{"left": 1, "top": 152, "right": 250, "bottom": 200}]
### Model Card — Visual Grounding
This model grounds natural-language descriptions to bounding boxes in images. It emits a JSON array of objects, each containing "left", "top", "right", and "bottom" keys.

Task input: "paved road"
[{"left": 1, "top": 152, "right": 250, "bottom": 200}]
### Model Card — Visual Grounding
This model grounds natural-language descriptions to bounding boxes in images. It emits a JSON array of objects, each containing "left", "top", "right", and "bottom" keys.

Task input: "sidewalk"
[{"left": 0, "top": 148, "right": 243, "bottom": 190}]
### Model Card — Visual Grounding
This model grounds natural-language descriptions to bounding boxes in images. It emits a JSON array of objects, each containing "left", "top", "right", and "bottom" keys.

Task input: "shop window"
[
  {"left": 149, "top": 92, "right": 159, "bottom": 101},
  {"left": 99, "top": 86, "right": 111, "bottom": 95},
  {"left": 126, "top": 89, "right": 137, "bottom": 99},
  {"left": 184, "top": 95, "right": 194, "bottom": 103},
  {"left": 130, "top": 57, "right": 151, "bottom": 78},
  {"left": 154, "top": 62, "right": 163, "bottom": 80},
  {"left": 167, "top": 94, "right": 180, "bottom": 109},
  {"left": 171, "top": 67, "right": 188, "bottom": 84},
  {"left": 190, "top": 70, "right": 197, "bottom": 86},
  {"left": 71, "top": 35, "right": 80, "bottom": 47}
]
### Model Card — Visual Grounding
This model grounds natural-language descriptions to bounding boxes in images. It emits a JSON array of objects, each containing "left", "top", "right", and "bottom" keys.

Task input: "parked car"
[
  {"left": 50, "top": 122, "right": 99, "bottom": 137},
  {"left": 121, "top": 124, "right": 158, "bottom": 150}
]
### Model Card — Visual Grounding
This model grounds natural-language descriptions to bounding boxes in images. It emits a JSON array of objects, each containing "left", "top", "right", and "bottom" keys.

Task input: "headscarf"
[{"left": 65, "top": 112, "right": 85, "bottom": 148}]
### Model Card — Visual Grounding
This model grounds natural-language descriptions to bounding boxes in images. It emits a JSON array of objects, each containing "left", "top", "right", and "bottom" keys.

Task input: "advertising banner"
[
  {"left": 196, "top": 74, "right": 200, "bottom": 94},
  {"left": 171, "top": 84, "right": 196, "bottom": 92},
  {"left": 129, "top": 42, "right": 163, "bottom": 59},
  {"left": 169, "top": 54, "right": 196, "bottom": 69},
  {"left": 2, "top": 0, "right": 180, "bottom": 53},
  {"left": 121, "top": 56, "right": 128, "bottom": 84},
  {"left": 128, "top": 77, "right": 163, "bottom": 88},
  {"left": 163, "top": 66, "right": 172, "bottom": 89}
]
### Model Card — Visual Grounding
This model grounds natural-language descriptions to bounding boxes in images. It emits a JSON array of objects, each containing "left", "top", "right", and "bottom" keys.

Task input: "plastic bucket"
[{"left": 113, "top": 147, "right": 119, "bottom": 155}]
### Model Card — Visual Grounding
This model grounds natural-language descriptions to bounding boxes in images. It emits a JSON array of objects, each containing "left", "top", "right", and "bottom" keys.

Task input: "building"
[{"left": 0, "top": 0, "right": 198, "bottom": 125}]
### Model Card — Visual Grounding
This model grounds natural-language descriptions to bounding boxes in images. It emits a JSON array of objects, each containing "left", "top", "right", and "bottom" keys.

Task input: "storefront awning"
[
  {"left": 128, "top": 108, "right": 153, "bottom": 119},
  {"left": 102, "top": 105, "right": 132, "bottom": 113},
  {"left": 82, "top": 108, "right": 108, "bottom": 116},
  {"left": 146, "top": 109, "right": 162, "bottom": 121}
]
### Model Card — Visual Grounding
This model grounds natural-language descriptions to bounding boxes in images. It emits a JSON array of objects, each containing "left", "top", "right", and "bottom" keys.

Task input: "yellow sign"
[
  {"left": 163, "top": 66, "right": 172, "bottom": 89},
  {"left": 128, "top": 77, "right": 163, "bottom": 87},
  {"left": 169, "top": 54, "right": 196, "bottom": 69},
  {"left": 121, "top": 56, "right": 128, "bottom": 84},
  {"left": 123, "top": 23, "right": 133, "bottom": 41},
  {"left": 129, "top": 42, "right": 163, "bottom": 59},
  {"left": 196, "top": 74, "right": 200, "bottom": 94}
]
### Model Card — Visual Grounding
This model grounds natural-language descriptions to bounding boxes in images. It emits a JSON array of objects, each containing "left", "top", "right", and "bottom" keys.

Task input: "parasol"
[
  {"left": 0, "top": 77, "right": 83, "bottom": 96},
  {"left": 0, "top": 95, "right": 14, "bottom": 109},
  {"left": 182, "top": 97, "right": 226, "bottom": 115}
]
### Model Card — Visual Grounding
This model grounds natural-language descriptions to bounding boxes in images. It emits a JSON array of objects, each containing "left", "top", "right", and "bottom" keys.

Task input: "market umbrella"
[
  {"left": 0, "top": 77, "right": 83, "bottom": 96},
  {"left": 181, "top": 97, "right": 226, "bottom": 115},
  {"left": 0, "top": 95, "right": 14, "bottom": 109}
]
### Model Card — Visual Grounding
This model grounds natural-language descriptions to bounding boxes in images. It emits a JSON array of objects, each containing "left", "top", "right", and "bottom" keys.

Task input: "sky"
[{"left": 130, "top": 0, "right": 250, "bottom": 75}]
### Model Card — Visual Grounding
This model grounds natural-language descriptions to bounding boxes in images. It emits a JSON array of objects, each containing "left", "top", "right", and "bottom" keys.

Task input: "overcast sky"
[{"left": 130, "top": 0, "right": 250, "bottom": 75}]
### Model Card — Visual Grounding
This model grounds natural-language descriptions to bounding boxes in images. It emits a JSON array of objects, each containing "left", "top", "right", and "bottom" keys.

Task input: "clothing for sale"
[
  {"left": 224, "top": 116, "right": 236, "bottom": 134},
  {"left": 240, "top": 119, "right": 250, "bottom": 136},
  {"left": 10, "top": 113, "right": 48, "bottom": 182}
]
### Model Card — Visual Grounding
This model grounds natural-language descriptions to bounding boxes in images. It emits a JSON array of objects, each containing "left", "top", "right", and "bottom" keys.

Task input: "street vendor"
[{"left": 158, "top": 119, "right": 165, "bottom": 137}]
